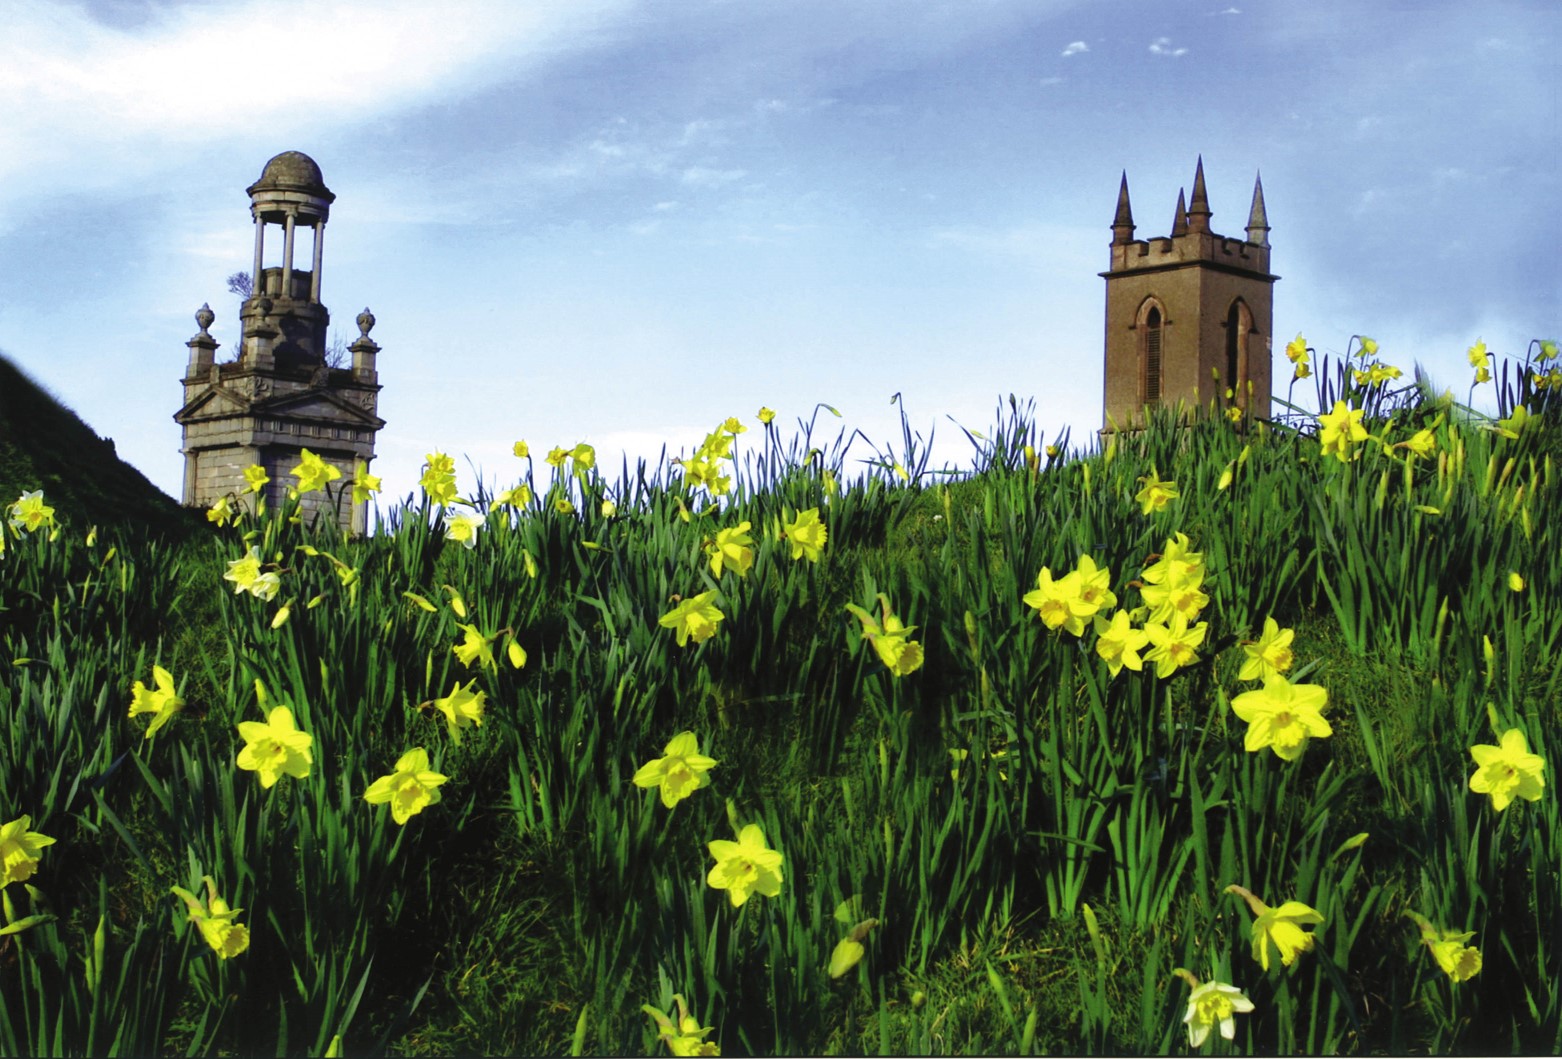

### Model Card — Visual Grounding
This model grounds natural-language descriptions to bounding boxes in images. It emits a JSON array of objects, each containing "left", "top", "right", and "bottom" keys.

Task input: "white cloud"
[
  {"left": 1148, "top": 37, "right": 1188, "bottom": 56},
  {"left": 0, "top": 0, "right": 634, "bottom": 221},
  {"left": 1061, "top": 41, "right": 1088, "bottom": 57},
  {"left": 680, "top": 166, "right": 748, "bottom": 187}
]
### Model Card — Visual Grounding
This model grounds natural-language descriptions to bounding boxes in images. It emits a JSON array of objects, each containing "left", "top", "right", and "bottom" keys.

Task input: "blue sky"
[{"left": 1, "top": 0, "right": 1556, "bottom": 506}]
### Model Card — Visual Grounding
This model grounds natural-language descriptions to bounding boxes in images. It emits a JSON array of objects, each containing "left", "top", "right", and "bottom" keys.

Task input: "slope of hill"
[{"left": 0, "top": 351, "right": 199, "bottom": 537}]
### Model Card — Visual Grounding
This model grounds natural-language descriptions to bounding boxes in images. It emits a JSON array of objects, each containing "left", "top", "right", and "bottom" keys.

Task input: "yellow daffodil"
[
  {"left": 364, "top": 747, "right": 448, "bottom": 824},
  {"left": 0, "top": 815, "right": 56, "bottom": 885},
  {"left": 1229, "top": 674, "right": 1331, "bottom": 761},
  {"left": 170, "top": 876, "right": 250, "bottom": 959},
  {"left": 1494, "top": 405, "right": 1531, "bottom": 440},
  {"left": 420, "top": 452, "right": 459, "bottom": 505},
  {"left": 1238, "top": 617, "right": 1295, "bottom": 682},
  {"left": 128, "top": 664, "right": 184, "bottom": 738},
  {"left": 721, "top": 417, "right": 746, "bottom": 435},
  {"left": 7, "top": 491, "right": 55, "bottom": 534},
  {"left": 496, "top": 483, "right": 533, "bottom": 508},
  {"left": 1093, "top": 610, "right": 1150, "bottom": 677},
  {"left": 1072, "top": 554, "right": 1116, "bottom": 620},
  {"left": 1355, "top": 361, "right": 1402, "bottom": 386},
  {"left": 553, "top": 497, "right": 575, "bottom": 515},
  {"left": 241, "top": 464, "right": 270, "bottom": 495},
  {"left": 351, "top": 461, "right": 381, "bottom": 504},
  {"left": 659, "top": 592, "right": 725, "bottom": 647},
  {"left": 1023, "top": 566, "right": 1083, "bottom": 632},
  {"left": 432, "top": 680, "right": 486, "bottom": 745},
  {"left": 207, "top": 495, "right": 235, "bottom": 526},
  {"left": 1399, "top": 428, "right": 1438, "bottom": 459},
  {"left": 845, "top": 596, "right": 925, "bottom": 677},
  {"left": 1175, "top": 969, "right": 1255, "bottom": 1048},
  {"left": 682, "top": 455, "right": 732, "bottom": 497},
  {"left": 236, "top": 705, "right": 313, "bottom": 787},
  {"left": 757, "top": 406, "right": 776, "bottom": 425},
  {"left": 223, "top": 546, "right": 282, "bottom": 601},
  {"left": 698, "top": 429, "right": 734, "bottom": 460},
  {"left": 570, "top": 442, "right": 596, "bottom": 477},
  {"left": 452, "top": 624, "right": 497, "bottom": 670},
  {"left": 545, "top": 446, "right": 569, "bottom": 468},
  {"left": 1226, "top": 885, "right": 1323, "bottom": 971},
  {"left": 828, "top": 918, "right": 879, "bottom": 979},
  {"left": 1468, "top": 728, "right": 1546, "bottom": 811},
  {"left": 291, "top": 448, "right": 342, "bottom": 494},
  {"left": 1318, "top": 400, "right": 1369, "bottom": 462},
  {"left": 1135, "top": 469, "right": 1178, "bottom": 514},
  {"left": 1406, "top": 911, "right": 1481, "bottom": 982},
  {"left": 1285, "top": 334, "right": 1309, "bottom": 364},
  {"left": 1467, "top": 340, "right": 1489, "bottom": 369},
  {"left": 643, "top": 996, "right": 720, "bottom": 1057},
  {"left": 445, "top": 509, "right": 484, "bottom": 549},
  {"left": 632, "top": 731, "right": 718, "bottom": 809},
  {"left": 782, "top": 508, "right": 827, "bottom": 562},
  {"left": 513, "top": 440, "right": 530, "bottom": 458},
  {"left": 1140, "top": 576, "right": 1209, "bottom": 625},
  {"left": 707, "top": 822, "right": 784, "bottom": 907},
  {"left": 707, "top": 522, "right": 756, "bottom": 578},
  {"left": 1142, "top": 614, "right": 1208, "bottom": 678},
  {"left": 1142, "top": 533, "right": 1203, "bottom": 587}
]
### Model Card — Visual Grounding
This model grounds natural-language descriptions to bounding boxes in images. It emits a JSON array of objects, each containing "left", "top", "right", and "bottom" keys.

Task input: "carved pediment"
[
  {"left": 254, "top": 387, "right": 381, "bottom": 427},
  {"left": 172, "top": 383, "right": 253, "bottom": 424}
]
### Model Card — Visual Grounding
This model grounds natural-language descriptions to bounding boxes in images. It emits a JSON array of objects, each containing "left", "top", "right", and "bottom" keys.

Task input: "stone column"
[
  {"left": 281, "top": 214, "right": 296, "bottom": 297},
  {"left": 310, "top": 221, "right": 325, "bottom": 302},
  {"left": 252, "top": 220, "right": 265, "bottom": 284}
]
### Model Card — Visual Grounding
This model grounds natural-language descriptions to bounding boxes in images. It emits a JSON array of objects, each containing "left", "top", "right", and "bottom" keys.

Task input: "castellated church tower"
[
  {"left": 1101, "top": 158, "right": 1276, "bottom": 429},
  {"left": 174, "top": 151, "right": 385, "bottom": 534}
]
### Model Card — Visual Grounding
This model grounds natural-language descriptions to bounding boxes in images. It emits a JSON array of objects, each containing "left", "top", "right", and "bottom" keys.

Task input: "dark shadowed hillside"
[{"left": 0, "top": 351, "right": 200, "bottom": 536}]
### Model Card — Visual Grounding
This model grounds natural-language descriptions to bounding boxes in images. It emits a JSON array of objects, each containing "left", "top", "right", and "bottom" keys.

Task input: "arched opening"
[
  {"left": 1225, "top": 299, "right": 1254, "bottom": 409},
  {"left": 1138, "top": 299, "right": 1165, "bottom": 406}
]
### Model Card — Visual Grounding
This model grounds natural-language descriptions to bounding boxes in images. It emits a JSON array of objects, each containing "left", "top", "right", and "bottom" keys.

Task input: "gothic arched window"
[
  {"left": 1138, "top": 299, "right": 1166, "bottom": 406},
  {"left": 1225, "top": 299, "right": 1254, "bottom": 408}
]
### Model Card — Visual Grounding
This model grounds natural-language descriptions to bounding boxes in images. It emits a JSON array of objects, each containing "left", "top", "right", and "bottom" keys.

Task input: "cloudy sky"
[{"left": 1, "top": 0, "right": 1556, "bottom": 505}]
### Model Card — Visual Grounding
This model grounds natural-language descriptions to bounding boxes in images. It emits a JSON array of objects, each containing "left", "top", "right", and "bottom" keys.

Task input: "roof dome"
[{"left": 248, "top": 151, "right": 333, "bottom": 200}]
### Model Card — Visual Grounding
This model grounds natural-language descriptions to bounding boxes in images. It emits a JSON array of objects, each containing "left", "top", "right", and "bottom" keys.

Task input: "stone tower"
[
  {"left": 174, "top": 151, "right": 385, "bottom": 534},
  {"left": 1101, "top": 158, "right": 1276, "bottom": 429}
]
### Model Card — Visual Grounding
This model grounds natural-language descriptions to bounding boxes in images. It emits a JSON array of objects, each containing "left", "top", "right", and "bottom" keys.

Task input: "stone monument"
[{"left": 174, "top": 151, "right": 384, "bottom": 534}]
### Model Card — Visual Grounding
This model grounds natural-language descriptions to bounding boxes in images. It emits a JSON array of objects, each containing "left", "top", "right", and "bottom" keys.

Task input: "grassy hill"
[
  {"left": 0, "top": 351, "right": 198, "bottom": 537},
  {"left": 0, "top": 345, "right": 1558, "bottom": 1056}
]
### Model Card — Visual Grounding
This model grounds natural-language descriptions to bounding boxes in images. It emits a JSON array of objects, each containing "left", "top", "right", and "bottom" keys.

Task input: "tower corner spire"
[
  {"left": 1245, "top": 171, "right": 1270, "bottom": 247},
  {"left": 1111, "top": 171, "right": 1136, "bottom": 245}
]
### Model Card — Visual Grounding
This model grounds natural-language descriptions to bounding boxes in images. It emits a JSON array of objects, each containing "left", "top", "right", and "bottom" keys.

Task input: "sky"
[{"left": 1, "top": 0, "right": 1557, "bottom": 507}]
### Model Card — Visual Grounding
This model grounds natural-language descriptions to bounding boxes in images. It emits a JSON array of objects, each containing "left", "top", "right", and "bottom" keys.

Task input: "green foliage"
[{"left": 2, "top": 354, "right": 1559, "bottom": 1056}]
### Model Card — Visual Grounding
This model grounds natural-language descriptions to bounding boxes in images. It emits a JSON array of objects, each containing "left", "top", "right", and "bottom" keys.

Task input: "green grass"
[{"left": 1, "top": 344, "right": 1559, "bottom": 1055}]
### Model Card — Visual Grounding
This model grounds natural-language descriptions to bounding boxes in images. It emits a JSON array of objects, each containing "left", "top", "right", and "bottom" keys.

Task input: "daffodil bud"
[
  {"left": 270, "top": 603, "right": 292, "bottom": 629},
  {"left": 403, "top": 592, "right": 437, "bottom": 613},
  {"left": 507, "top": 639, "right": 527, "bottom": 669}
]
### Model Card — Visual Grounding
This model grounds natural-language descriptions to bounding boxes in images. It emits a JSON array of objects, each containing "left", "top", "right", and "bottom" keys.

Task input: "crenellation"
[{"left": 1102, "top": 159, "right": 1278, "bottom": 430}]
